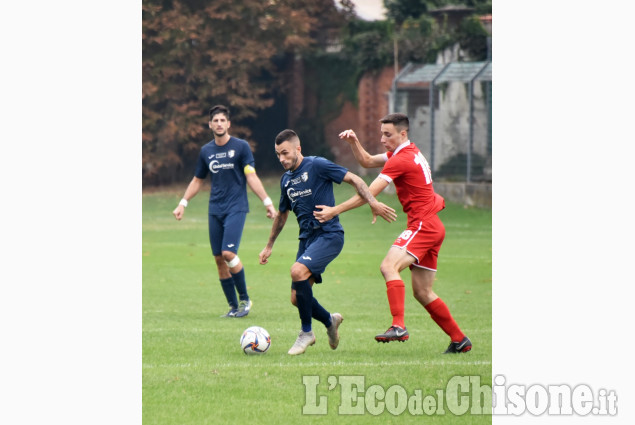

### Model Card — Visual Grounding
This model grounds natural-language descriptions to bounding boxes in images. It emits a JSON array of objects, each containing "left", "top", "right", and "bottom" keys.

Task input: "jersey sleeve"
[
  {"left": 378, "top": 153, "right": 404, "bottom": 183},
  {"left": 313, "top": 157, "right": 347, "bottom": 184},
  {"left": 240, "top": 140, "right": 255, "bottom": 168},
  {"left": 194, "top": 149, "right": 208, "bottom": 179},
  {"left": 278, "top": 178, "right": 291, "bottom": 213}
]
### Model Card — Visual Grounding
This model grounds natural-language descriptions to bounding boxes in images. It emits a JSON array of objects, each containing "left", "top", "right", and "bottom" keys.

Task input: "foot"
[
  {"left": 326, "top": 313, "right": 343, "bottom": 350},
  {"left": 288, "top": 330, "right": 316, "bottom": 355},
  {"left": 235, "top": 299, "right": 253, "bottom": 318},
  {"left": 375, "top": 325, "right": 409, "bottom": 343},
  {"left": 443, "top": 336, "right": 472, "bottom": 353},
  {"left": 220, "top": 307, "right": 238, "bottom": 318}
]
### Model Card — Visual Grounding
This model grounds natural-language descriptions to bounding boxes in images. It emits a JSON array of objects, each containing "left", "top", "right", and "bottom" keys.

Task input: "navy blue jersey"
[
  {"left": 279, "top": 156, "right": 348, "bottom": 238},
  {"left": 194, "top": 136, "right": 255, "bottom": 215}
]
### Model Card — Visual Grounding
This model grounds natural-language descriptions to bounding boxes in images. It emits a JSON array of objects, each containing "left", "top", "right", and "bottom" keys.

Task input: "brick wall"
[{"left": 325, "top": 66, "right": 395, "bottom": 175}]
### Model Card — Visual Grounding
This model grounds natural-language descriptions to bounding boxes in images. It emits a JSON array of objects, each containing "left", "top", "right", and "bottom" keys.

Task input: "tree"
[
  {"left": 142, "top": 0, "right": 347, "bottom": 185},
  {"left": 380, "top": 0, "right": 491, "bottom": 65},
  {"left": 384, "top": 0, "right": 431, "bottom": 26}
]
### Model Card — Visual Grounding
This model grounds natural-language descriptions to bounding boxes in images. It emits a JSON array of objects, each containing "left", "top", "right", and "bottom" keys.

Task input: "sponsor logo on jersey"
[
  {"left": 209, "top": 160, "right": 235, "bottom": 173},
  {"left": 287, "top": 187, "right": 312, "bottom": 203},
  {"left": 216, "top": 152, "right": 227, "bottom": 158},
  {"left": 290, "top": 172, "right": 309, "bottom": 185}
]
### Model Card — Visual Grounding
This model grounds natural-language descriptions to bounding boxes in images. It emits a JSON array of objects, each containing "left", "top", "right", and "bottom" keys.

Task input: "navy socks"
[
  {"left": 292, "top": 279, "right": 313, "bottom": 332},
  {"left": 292, "top": 279, "right": 332, "bottom": 332},
  {"left": 312, "top": 298, "right": 332, "bottom": 328},
  {"left": 220, "top": 277, "right": 238, "bottom": 309},
  {"left": 231, "top": 267, "right": 249, "bottom": 302}
]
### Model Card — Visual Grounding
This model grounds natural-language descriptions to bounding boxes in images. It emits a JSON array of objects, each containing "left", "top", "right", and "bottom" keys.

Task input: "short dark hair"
[
  {"left": 379, "top": 113, "right": 409, "bottom": 131},
  {"left": 275, "top": 129, "right": 299, "bottom": 145},
  {"left": 209, "top": 105, "right": 230, "bottom": 121}
]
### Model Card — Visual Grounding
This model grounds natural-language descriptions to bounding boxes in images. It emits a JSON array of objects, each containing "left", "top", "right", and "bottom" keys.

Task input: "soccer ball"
[{"left": 240, "top": 326, "right": 271, "bottom": 355}]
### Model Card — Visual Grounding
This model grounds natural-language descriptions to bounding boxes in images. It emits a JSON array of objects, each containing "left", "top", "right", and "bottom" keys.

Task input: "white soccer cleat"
[
  {"left": 326, "top": 313, "right": 343, "bottom": 350},
  {"left": 235, "top": 299, "right": 252, "bottom": 318},
  {"left": 287, "top": 330, "right": 316, "bottom": 355}
]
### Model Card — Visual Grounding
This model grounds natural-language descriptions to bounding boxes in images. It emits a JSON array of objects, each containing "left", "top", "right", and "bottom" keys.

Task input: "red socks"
[
  {"left": 425, "top": 298, "right": 465, "bottom": 342},
  {"left": 386, "top": 281, "right": 464, "bottom": 342},
  {"left": 386, "top": 280, "right": 405, "bottom": 329}
]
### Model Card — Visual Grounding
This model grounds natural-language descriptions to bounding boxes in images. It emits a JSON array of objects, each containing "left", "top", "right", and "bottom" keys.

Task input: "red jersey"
[{"left": 379, "top": 141, "right": 445, "bottom": 226}]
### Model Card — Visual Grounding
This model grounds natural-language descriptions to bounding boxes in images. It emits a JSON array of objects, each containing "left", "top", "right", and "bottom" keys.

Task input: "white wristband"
[
  {"left": 263, "top": 197, "right": 273, "bottom": 207},
  {"left": 179, "top": 198, "right": 188, "bottom": 207}
]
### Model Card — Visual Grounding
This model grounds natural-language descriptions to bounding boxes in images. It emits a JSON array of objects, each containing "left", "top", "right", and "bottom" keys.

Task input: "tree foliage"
[
  {"left": 384, "top": 0, "right": 432, "bottom": 26},
  {"left": 142, "top": 0, "right": 349, "bottom": 185},
  {"left": 455, "top": 14, "right": 490, "bottom": 60},
  {"left": 142, "top": 0, "right": 491, "bottom": 186},
  {"left": 377, "top": 0, "right": 491, "bottom": 66},
  {"left": 342, "top": 20, "right": 394, "bottom": 72}
]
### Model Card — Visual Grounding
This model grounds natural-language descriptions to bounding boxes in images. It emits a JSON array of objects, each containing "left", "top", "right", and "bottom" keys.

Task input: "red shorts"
[{"left": 392, "top": 215, "right": 445, "bottom": 271}]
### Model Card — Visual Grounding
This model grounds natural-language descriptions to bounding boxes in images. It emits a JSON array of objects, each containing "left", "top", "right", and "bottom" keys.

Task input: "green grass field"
[{"left": 143, "top": 179, "right": 492, "bottom": 424}]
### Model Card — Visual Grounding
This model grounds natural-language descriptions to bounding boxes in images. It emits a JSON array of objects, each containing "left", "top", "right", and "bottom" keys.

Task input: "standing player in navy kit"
[
  {"left": 259, "top": 129, "right": 396, "bottom": 355},
  {"left": 173, "top": 105, "right": 276, "bottom": 318},
  {"left": 314, "top": 114, "right": 471, "bottom": 354}
]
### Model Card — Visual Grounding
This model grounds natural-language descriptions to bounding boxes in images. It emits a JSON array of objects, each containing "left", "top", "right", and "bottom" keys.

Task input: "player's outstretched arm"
[
  {"left": 172, "top": 177, "right": 204, "bottom": 220},
  {"left": 245, "top": 169, "right": 277, "bottom": 219},
  {"left": 314, "top": 173, "right": 396, "bottom": 224},
  {"left": 338, "top": 129, "right": 386, "bottom": 168},
  {"left": 259, "top": 210, "right": 289, "bottom": 265}
]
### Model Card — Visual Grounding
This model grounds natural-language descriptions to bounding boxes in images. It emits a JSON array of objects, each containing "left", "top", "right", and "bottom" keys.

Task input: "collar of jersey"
[
  {"left": 393, "top": 140, "right": 411, "bottom": 156},
  {"left": 287, "top": 157, "right": 307, "bottom": 174}
]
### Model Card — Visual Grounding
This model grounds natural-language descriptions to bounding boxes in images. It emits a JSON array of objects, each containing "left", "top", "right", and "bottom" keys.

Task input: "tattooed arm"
[
  {"left": 259, "top": 209, "right": 289, "bottom": 264},
  {"left": 314, "top": 172, "right": 396, "bottom": 224}
]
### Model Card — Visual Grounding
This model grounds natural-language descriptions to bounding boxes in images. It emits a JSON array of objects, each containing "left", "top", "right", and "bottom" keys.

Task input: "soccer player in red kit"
[{"left": 313, "top": 113, "right": 471, "bottom": 354}]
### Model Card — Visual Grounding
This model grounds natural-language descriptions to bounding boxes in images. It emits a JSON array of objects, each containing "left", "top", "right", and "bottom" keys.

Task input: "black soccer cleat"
[
  {"left": 375, "top": 326, "right": 409, "bottom": 343},
  {"left": 443, "top": 336, "right": 472, "bottom": 353}
]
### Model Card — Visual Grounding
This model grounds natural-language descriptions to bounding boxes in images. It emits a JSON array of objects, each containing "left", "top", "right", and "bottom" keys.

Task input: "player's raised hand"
[
  {"left": 338, "top": 129, "right": 359, "bottom": 145},
  {"left": 369, "top": 201, "right": 397, "bottom": 224}
]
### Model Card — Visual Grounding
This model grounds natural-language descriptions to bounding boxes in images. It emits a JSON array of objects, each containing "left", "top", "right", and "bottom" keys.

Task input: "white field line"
[
  {"left": 143, "top": 327, "right": 492, "bottom": 334},
  {"left": 143, "top": 359, "right": 492, "bottom": 369}
]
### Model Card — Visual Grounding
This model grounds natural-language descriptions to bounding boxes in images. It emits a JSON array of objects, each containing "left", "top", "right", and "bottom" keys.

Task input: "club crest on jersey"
[
  {"left": 290, "top": 172, "right": 309, "bottom": 185},
  {"left": 228, "top": 150, "right": 235, "bottom": 158}
]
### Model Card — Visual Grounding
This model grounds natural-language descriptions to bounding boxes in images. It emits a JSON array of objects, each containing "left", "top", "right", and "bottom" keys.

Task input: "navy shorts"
[
  {"left": 295, "top": 230, "right": 344, "bottom": 283},
  {"left": 208, "top": 212, "right": 247, "bottom": 256}
]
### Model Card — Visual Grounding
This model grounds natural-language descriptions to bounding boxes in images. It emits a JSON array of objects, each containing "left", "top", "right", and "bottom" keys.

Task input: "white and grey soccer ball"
[{"left": 240, "top": 326, "right": 271, "bottom": 354}]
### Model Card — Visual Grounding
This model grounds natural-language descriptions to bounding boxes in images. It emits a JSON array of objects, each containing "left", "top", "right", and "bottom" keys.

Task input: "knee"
[
  {"left": 290, "top": 263, "right": 310, "bottom": 282},
  {"left": 221, "top": 251, "right": 235, "bottom": 262},
  {"left": 214, "top": 255, "right": 225, "bottom": 268},
  {"left": 222, "top": 251, "right": 241, "bottom": 269},
  {"left": 379, "top": 259, "right": 396, "bottom": 279}
]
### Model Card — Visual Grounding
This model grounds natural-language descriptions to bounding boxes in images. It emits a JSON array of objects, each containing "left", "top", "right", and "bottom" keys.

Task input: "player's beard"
[
  {"left": 213, "top": 129, "right": 227, "bottom": 138},
  {"left": 287, "top": 153, "right": 300, "bottom": 171}
]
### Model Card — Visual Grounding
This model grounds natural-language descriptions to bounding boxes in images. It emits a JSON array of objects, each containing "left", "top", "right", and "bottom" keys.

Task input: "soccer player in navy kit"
[
  {"left": 173, "top": 105, "right": 276, "bottom": 318},
  {"left": 259, "top": 129, "right": 396, "bottom": 355}
]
